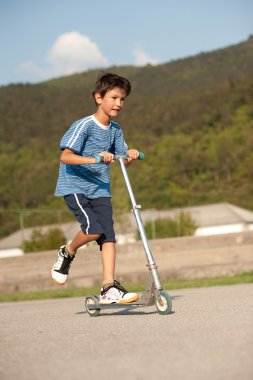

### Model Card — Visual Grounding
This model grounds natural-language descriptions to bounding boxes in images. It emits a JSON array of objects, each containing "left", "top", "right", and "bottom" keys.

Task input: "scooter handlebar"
[
  {"left": 96, "top": 152, "right": 144, "bottom": 163},
  {"left": 115, "top": 152, "right": 144, "bottom": 160}
]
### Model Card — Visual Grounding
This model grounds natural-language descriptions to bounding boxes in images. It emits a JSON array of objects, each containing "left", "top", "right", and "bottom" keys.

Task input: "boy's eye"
[{"left": 111, "top": 96, "right": 125, "bottom": 101}]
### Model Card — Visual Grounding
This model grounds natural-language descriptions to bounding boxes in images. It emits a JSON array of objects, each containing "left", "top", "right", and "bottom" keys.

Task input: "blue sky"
[{"left": 0, "top": 0, "right": 252, "bottom": 86}]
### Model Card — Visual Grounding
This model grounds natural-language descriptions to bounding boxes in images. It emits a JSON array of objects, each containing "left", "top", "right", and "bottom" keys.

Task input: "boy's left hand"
[{"left": 126, "top": 149, "right": 139, "bottom": 162}]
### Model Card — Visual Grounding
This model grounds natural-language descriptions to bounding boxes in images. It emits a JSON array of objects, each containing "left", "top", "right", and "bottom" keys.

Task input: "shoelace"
[
  {"left": 101, "top": 280, "right": 128, "bottom": 296},
  {"left": 112, "top": 280, "right": 128, "bottom": 295},
  {"left": 57, "top": 249, "right": 75, "bottom": 273}
]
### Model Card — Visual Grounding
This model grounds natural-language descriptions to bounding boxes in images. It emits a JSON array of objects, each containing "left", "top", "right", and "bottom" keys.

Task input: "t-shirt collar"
[{"left": 92, "top": 114, "right": 111, "bottom": 130}]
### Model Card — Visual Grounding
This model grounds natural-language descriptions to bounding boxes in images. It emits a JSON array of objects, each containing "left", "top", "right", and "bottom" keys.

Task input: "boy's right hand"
[{"left": 99, "top": 152, "right": 115, "bottom": 164}]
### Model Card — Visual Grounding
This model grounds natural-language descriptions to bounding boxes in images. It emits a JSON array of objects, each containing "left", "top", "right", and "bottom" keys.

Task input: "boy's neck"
[{"left": 94, "top": 110, "right": 110, "bottom": 127}]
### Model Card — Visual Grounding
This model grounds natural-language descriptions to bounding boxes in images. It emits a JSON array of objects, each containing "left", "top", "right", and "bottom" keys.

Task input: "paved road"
[{"left": 0, "top": 284, "right": 252, "bottom": 380}]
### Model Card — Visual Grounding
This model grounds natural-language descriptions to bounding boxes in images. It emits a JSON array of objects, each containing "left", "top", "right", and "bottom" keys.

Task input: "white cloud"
[
  {"left": 133, "top": 48, "right": 159, "bottom": 66},
  {"left": 47, "top": 31, "right": 109, "bottom": 76},
  {"left": 16, "top": 32, "right": 109, "bottom": 82}
]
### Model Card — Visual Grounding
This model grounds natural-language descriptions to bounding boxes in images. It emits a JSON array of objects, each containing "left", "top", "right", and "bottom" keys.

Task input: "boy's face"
[{"left": 95, "top": 87, "right": 127, "bottom": 119}]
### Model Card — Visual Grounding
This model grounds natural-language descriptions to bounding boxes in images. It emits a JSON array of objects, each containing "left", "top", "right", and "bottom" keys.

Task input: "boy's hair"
[{"left": 92, "top": 72, "right": 131, "bottom": 102}]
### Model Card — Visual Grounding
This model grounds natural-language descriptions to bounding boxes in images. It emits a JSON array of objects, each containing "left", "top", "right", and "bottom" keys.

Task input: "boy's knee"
[{"left": 88, "top": 233, "right": 102, "bottom": 241}]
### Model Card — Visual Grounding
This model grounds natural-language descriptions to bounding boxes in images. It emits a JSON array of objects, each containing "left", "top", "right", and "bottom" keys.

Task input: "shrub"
[
  {"left": 137, "top": 212, "right": 197, "bottom": 240},
  {"left": 23, "top": 227, "right": 66, "bottom": 253}
]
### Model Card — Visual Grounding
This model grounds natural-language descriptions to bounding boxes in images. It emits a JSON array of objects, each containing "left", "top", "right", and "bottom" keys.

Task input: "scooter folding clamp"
[
  {"left": 131, "top": 204, "right": 142, "bottom": 212},
  {"left": 146, "top": 263, "right": 158, "bottom": 271}
]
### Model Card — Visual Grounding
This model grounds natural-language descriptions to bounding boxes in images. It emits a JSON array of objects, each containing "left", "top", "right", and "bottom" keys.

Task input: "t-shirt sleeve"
[
  {"left": 112, "top": 127, "right": 128, "bottom": 155},
  {"left": 60, "top": 119, "right": 89, "bottom": 154}
]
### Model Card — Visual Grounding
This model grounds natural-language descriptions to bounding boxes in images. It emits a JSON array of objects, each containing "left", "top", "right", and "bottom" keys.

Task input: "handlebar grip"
[
  {"left": 125, "top": 152, "right": 144, "bottom": 160},
  {"left": 96, "top": 152, "right": 144, "bottom": 162}
]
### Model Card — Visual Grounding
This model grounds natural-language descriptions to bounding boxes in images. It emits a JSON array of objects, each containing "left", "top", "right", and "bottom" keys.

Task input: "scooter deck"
[{"left": 87, "top": 300, "right": 149, "bottom": 311}]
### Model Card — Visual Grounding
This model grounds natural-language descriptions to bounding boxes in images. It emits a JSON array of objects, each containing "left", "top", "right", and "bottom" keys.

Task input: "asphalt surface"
[{"left": 0, "top": 284, "right": 252, "bottom": 380}]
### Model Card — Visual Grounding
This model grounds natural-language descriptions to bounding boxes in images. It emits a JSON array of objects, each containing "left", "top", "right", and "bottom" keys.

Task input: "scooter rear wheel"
[
  {"left": 155, "top": 291, "right": 172, "bottom": 315},
  {"left": 85, "top": 295, "right": 100, "bottom": 317}
]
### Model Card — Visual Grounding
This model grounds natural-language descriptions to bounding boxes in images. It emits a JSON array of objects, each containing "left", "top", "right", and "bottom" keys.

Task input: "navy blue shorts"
[{"left": 64, "top": 194, "right": 116, "bottom": 248}]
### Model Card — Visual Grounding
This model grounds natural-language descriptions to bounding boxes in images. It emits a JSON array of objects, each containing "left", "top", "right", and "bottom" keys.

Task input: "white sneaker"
[
  {"left": 99, "top": 280, "right": 139, "bottom": 304},
  {"left": 51, "top": 245, "right": 75, "bottom": 285}
]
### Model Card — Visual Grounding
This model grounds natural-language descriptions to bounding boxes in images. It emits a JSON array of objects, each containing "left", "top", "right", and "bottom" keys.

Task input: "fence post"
[
  {"left": 151, "top": 220, "right": 156, "bottom": 240},
  {"left": 19, "top": 210, "right": 25, "bottom": 247}
]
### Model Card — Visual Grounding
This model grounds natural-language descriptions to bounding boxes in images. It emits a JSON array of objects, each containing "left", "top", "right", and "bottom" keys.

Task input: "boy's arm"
[
  {"left": 125, "top": 148, "right": 140, "bottom": 165},
  {"left": 60, "top": 149, "right": 115, "bottom": 164},
  {"left": 61, "top": 149, "right": 96, "bottom": 164},
  {"left": 113, "top": 128, "right": 139, "bottom": 164}
]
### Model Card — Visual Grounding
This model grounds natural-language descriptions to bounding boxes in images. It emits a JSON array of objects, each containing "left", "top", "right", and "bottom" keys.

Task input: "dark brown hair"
[{"left": 92, "top": 72, "right": 131, "bottom": 101}]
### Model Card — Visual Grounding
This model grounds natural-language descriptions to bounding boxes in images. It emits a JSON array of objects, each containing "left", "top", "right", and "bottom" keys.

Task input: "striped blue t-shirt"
[{"left": 55, "top": 115, "right": 128, "bottom": 198}]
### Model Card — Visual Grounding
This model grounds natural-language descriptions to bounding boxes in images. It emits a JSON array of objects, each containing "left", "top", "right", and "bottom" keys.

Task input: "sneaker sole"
[
  {"left": 52, "top": 278, "right": 65, "bottom": 286},
  {"left": 51, "top": 270, "right": 66, "bottom": 286},
  {"left": 100, "top": 294, "right": 139, "bottom": 305},
  {"left": 119, "top": 294, "right": 139, "bottom": 304}
]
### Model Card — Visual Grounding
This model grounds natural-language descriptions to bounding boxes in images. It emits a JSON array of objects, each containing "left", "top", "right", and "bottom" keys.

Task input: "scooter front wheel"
[
  {"left": 155, "top": 291, "right": 172, "bottom": 315},
  {"left": 85, "top": 295, "right": 100, "bottom": 317}
]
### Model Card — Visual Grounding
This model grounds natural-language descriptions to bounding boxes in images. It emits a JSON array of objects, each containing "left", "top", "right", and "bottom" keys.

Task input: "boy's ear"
[{"left": 94, "top": 92, "right": 102, "bottom": 105}]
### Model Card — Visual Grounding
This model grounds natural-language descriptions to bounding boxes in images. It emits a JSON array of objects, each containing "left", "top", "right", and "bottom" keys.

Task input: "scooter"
[{"left": 85, "top": 153, "right": 172, "bottom": 316}]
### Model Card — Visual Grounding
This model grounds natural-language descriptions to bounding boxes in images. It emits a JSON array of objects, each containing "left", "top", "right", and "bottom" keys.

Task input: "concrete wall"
[{"left": 0, "top": 231, "right": 253, "bottom": 293}]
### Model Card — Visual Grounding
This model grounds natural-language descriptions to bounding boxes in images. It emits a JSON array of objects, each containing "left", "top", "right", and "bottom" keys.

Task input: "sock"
[
  {"left": 103, "top": 280, "right": 114, "bottom": 289},
  {"left": 66, "top": 245, "right": 76, "bottom": 257}
]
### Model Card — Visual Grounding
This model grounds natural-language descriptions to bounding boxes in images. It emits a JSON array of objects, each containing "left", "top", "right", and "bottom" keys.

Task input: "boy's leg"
[
  {"left": 101, "top": 242, "right": 116, "bottom": 285},
  {"left": 89, "top": 198, "right": 139, "bottom": 303},
  {"left": 51, "top": 231, "right": 101, "bottom": 286},
  {"left": 52, "top": 194, "right": 104, "bottom": 285},
  {"left": 99, "top": 243, "right": 139, "bottom": 305},
  {"left": 68, "top": 230, "right": 101, "bottom": 254}
]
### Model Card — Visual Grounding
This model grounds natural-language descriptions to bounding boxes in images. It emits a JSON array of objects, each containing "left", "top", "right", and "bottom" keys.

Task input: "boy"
[{"left": 52, "top": 72, "right": 140, "bottom": 304}]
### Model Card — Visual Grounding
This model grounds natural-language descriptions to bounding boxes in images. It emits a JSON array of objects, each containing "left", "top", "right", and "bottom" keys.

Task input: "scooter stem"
[{"left": 118, "top": 157, "right": 163, "bottom": 291}]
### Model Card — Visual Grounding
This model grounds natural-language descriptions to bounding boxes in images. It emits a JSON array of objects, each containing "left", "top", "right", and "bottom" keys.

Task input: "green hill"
[{"left": 0, "top": 36, "right": 253, "bottom": 237}]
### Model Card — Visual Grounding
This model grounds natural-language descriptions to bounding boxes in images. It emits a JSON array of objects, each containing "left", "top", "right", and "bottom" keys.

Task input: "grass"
[{"left": 1, "top": 272, "right": 253, "bottom": 303}]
